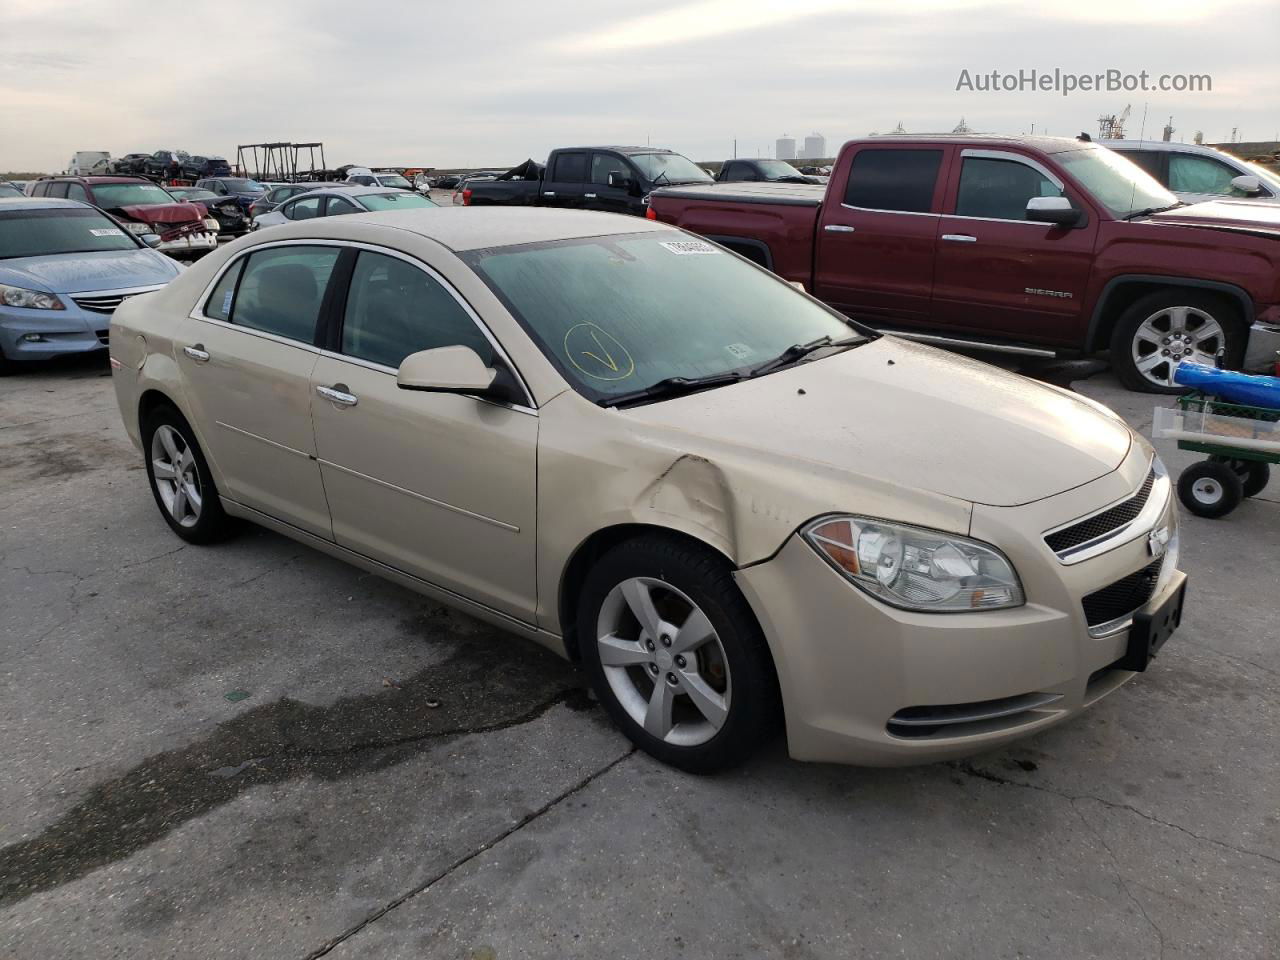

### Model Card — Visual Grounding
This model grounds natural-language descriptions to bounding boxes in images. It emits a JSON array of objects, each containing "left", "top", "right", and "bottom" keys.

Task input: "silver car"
[
  {"left": 252, "top": 185, "right": 438, "bottom": 230},
  {"left": 1103, "top": 139, "right": 1280, "bottom": 205}
]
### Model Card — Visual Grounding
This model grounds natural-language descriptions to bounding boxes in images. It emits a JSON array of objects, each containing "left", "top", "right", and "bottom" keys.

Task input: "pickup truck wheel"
[{"left": 1110, "top": 290, "right": 1243, "bottom": 394}]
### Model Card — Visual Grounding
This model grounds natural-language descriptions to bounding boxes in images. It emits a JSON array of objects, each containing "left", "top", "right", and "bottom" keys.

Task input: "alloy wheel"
[
  {"left": 595, "top": 577, "right": 731, "bottom": 746},
  {"left": 1130, "top": 305, "right": 1224, "bottom": 389},
  {"left": 150, "top": 424, "right": 202, "bottom": 528}
]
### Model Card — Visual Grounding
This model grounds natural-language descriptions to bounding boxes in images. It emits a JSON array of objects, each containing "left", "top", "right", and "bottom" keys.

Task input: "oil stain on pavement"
[{"left": 0, "top": 629, "right": 588, "bottom": 908}]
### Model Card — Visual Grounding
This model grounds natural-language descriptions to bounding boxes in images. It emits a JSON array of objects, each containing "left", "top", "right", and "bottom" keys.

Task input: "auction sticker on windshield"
[
  {"left": 659, "top": 240, "right": 719, "bottom": 255},
  {"left": 90, "top": 228, "right": 124, "bottom": 237}
]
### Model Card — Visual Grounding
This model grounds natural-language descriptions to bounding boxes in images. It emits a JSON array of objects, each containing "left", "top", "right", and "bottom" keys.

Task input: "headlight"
[
  {"left": 122, "top": 221, "right": 153, "bottom": 236},
  {"left": 0, "top": 283, "right": 65, "bottom": 310},
  {"left": 803, "top": 516, "right": 1024, "bottom": 612}
]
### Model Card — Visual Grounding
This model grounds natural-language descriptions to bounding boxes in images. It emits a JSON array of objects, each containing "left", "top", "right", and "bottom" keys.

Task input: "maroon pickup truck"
[{"left": 647, "top": 135, "right": 1280, "bottom": 392}]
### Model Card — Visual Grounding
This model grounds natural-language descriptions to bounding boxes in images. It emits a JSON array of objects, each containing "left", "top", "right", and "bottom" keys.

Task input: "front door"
[
  {"left": 931, "top": 149, "right": 1098, "bottom": 345},
  {"left": 812, "top": 145, "right": 949, "bottom": 324},
  {"left": 177, "top": 243, "right": 342, "bottom": 538},
  {"left": 588, "top": 152, "right": 639, "bottom": 215},
  {"left": 309, "top": 248, "right": 539, "bottom": 622}
]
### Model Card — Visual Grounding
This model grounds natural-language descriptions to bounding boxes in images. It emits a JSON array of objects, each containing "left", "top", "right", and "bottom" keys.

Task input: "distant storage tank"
[
  {"left": 775, "top": 136, "right": 796, "bottom": 160},
  {"left": 802, "top": 133, "right": 826, "bottom": 160}
]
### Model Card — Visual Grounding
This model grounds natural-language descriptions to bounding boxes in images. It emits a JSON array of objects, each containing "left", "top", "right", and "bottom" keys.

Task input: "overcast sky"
[{"left": 3, "top": 0, "right": 1277, "bottom": 174}]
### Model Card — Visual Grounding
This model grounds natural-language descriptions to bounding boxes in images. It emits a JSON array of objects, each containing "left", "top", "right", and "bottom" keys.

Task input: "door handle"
[
  {"left": 823, "top": 224, "right": 855, "bottom": 233},
  {"left": 316, "top": 384, "right": 358, "bottom": 407},
  {"left": 584, "top": 193, "right": 597, "bottom": 199},
  {"left": 941, "top": 234, "right": 977, "bottom": 243},
  {"left": 183, "top": 344, "right": 210, "bottom": 362},
  {"left": 544, "top": 191, "right": 557, "bottom": 197}
]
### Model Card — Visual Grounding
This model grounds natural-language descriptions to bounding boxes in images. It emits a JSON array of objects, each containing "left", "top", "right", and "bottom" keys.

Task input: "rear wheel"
[
  {"left": 1110, "top": 290, "right": 1243, "bottom": 394},
  {"left": 1177, "top": 459, "right": 1244, "bottom": 518},
  {"left": 577, "top": 535, "right": 780, "bottom": 773},
  {"left": 142, "top": 404, "right": 233, "bottom": 543}
]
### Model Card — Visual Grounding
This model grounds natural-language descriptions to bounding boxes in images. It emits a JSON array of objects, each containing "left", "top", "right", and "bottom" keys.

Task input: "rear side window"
[
  {"left": 285, "top": 197, "right": 322, "bottom": 220},
  {"left": 843, "top": 149, "right": 942, "bottom": 213},
  {"left": 45, "top": 183, "right": 70, "bottom": 199},
  {"left": 222, "top": 246, "right": 340, "bottom": 343},
  {"left": 955, "top": 157, "right": 1063, "bottom": 220},
  {"left": 552, "top": 152, "right": 587, "bottom": 182},
  {"left": 340, "top": 251, "right": 492, "bottom": 369}
]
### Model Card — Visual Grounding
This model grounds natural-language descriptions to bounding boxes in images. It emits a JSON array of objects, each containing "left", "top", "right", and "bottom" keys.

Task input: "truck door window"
[
  {"left": 552, "top": 152, "right": 587, "bottom": 182},
  {"left": 843, "top": 150, "right": 942, "bottom": 213},
  {"left": 955, "top": 157, "right": 1063, "bottom": 220},
  {"left": 722, "top": 163, "right": 751, "bottom": 182},
  {"left": 1168, "top": 154, "right": 1241, "bottom": 196},
  {"left": 591, "top": 153, "right": 631, "bottom": 185}
]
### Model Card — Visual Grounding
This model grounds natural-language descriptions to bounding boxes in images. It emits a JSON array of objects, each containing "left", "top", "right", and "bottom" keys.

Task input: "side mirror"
[
  {"left": 608, "top": 172, "right": 636, "bottom": 193},
  {"left": 1026, "top": 195, "right": 1082, "bottom": 226},
  {"left": 397, "top": 346, "right": 499, "bottom": 396},
  {"left": 1230, "top": 175, "right": 1262, "bottom": 195},
  {"left": 141, "top": 234, "right": 162, "bottom": 248}
]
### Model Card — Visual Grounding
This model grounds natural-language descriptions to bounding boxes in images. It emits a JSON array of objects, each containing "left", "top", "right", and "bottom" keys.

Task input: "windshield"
[
  {"left": 755, "top": 159, "right": 806, "bottom": 180},
  {"left": 0, "top": 184, "right": 22, "bottom": 198},
  {"left": 0, "top": 207, "right": 140, "bottom": 259},
  {"left": 629, "top": 153, "right": 713, "bottom": 185},
  {"left": 375, "top": 174, "right": 413, "bottom": 189},
  {"left": 466, "top": 232, "right": 863, "bottom": 403},
  {"left": 222, "top": 179, "right": 265, "bottom": 194},
  {"left": 1058, "top": 146, "right": 1177, "bottom": 218},
  {"left": 359, "top": 192, "right": 437, "bottom": 210},
  {"left": 170, "top": 189, "right": 218, "bottom": 201},
  {"left": 93, "top": 182, "right": 182, "bottom": 208}
]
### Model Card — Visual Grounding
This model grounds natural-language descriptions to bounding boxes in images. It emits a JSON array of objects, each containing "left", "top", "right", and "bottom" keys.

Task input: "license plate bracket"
[{"left": 1118, "top": 577, "right": 1187, "bottom": 672}]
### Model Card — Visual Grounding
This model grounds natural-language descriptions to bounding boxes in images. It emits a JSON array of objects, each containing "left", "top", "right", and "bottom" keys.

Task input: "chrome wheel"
[
  {"left": 1130, "top": 305, "right": 1224, "bottom": 389},
  {"left": 595, "top": 577, "right": 731, "bottom": 747},
  {"left": 150, "top": 424, "right": 202, "bottom": 528}
]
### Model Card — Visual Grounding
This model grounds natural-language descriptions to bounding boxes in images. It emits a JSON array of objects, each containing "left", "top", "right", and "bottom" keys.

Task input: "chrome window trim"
[
  {"left": 838, "top": 203, "right": 939, "bottom": 218},
  {"left": 189, "top": 237, "right": 537, "bottom": 410}
]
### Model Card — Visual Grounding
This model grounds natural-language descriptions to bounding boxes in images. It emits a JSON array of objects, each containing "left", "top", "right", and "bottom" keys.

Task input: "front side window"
[
  {"left": 466, "top": 232, "right": 861, "bottom": 404},
  {"left": 66, "top": 183, "right": 89, "bottom": 202},
  {"left": 0, "top": 207, "right": 141, "bottom": 258},
  {"left": 843, "top": 149, "right": 942, "bottom": 213},
  {"left": 721, "top": 163, "right": 751, "bottom": 182},
  {"left": 591, "top": 153, "right": 632, "bottom": 186},
  {"left": 326, "top": 196, "right": 361, "bottom": 216},
  {"left": 1114, "top": 150, "right": 1164, "bottom": 179},
  {"left": 285, "top": 197, "right": 322, "bottom": 220},
  {"left": 227, "top": 246, "right": 339, "bottom": 342},
  {"left": 955, "top": 157, "right": 1063, "bottom": 220},
  {"left": 1168, "top": 154, "right": 1241, "bottom": 196},
  {"left": 340, "top": 251, "right": 491, "bottom": 369},
  {"left": 551, "top": 153, "right": 587, "bottom": 182}
]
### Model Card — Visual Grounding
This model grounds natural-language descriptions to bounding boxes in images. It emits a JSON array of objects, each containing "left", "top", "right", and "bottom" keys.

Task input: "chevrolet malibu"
[{"left": 109, "top": 208, "right": 1187, "bottom": 772}]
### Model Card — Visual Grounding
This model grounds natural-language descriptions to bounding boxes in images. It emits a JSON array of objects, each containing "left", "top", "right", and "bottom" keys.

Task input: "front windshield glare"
[
  {"left": 467, "top": 233, "right": 860, "bottom": 403},
  {"left": 1059, "top": 146, "right": 1177, "bottom": 217},
  {"left": 757, "top": 160, "right": 805, "bottom": 178},
  {"left": 92, "top": 183, "right": 178, "bottom": 207},
  {"left": 359, "top": 192, "right": 436, "bottom": 210},
  {"left": 629, "top": 153, "right": 713, "bottom": 184},
  {"left": 0, "top": 208, "right": 140, "bottom": 258}
]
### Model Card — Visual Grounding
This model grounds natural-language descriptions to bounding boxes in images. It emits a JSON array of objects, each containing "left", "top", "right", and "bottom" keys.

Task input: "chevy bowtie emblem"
[{"left": 1148, "top": 526, "right": 1170, "bottom": 558}]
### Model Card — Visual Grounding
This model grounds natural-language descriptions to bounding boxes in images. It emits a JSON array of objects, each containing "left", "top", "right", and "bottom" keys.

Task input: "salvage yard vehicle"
[
  {"left": 343, "top": 168, "right": 415, "bottom": 190},
  {"left": 110, "top": 152, "right": 152, "bottom": 175},
  {"left": 109, "top": 206, "right": 1187, "bottom": 772},
  {"left": 648, "top": 135, "right": 1280, "bottom": 393},
  {"left": 26, "top": 176, "right": 219, "bottom": 257},
  {"left": 464, "top": 146, "right": 712, "bottom": 215},
  {"left": 0, "top": 196, "right": 180, "bottom": 373},
  {"left": 194, "top": 177, "right": 267, "bottom": 214},
  {"left": 249, "top": 184, "right": 437, "bottom": 229},
  {"left": 717, "top": 158, "right": 823, "bottom": 184},
  {"left": 165, "top": 186, "right": 250, "bottom": 238},
  {"left": 181, "top": 155, "right": 233, "bottom": 181},
  {"left": 1103, "top": 139, "right": 1280, "bottom": 206},
  {"left": 248, "top": 182, "right": 349, "bottom": 220}
]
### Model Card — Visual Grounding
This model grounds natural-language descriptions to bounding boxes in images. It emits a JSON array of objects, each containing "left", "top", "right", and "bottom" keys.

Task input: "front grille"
[
  {"left": 1082, "top": 558, "right": 1162, "bottom": 627},
  {"left": 72, "top": 294, "right": 128, "bottom": 313},
  {"left": 1046, "top": 469, "right": 1155, "bottom": 555}
]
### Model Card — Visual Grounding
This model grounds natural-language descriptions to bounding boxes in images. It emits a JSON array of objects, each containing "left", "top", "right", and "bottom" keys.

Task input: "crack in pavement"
[
  {"left": 301, "top": 747, "right": 636, "bottom": 959},
  {"left": 0, "top": 627, "right": 592, "bottom": 908},
  {"left": 949, "top": 761, "right": 1280, "bottom": 868},
  {"left": 1073, "top": 805, "right": 1166, "bottom": 960}
]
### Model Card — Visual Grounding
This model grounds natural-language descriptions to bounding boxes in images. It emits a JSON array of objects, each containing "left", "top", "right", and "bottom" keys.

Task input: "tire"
[
  {"left": 1177, "top": 460, "right": 1244, "bottom": 519},
  {"left": 0, "top": 346, "right": 16, "bottom": 376},
  {"left": 1109, "top": 289, "right": 1244, "bottom": 394},
  {"left": 141, "top": 403, "right": 234, "bottom": 544},
  {"left": 1212, "top": 457, "right": 1271, "bottom": 498},
  {"left": 577, "top": 535, "right": 781, "bottom": 773}
]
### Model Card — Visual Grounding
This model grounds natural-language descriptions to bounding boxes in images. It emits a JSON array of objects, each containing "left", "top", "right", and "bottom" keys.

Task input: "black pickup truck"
[
  {"left": 717, "top": 158, "right": 824, "bottom": 184},
  {"left": 463, "top": 146, "right": 713, "bottom": 216}
]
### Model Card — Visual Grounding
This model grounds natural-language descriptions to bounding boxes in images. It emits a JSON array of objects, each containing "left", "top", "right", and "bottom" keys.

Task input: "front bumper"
[
  {"left": 0, "top": 285, "right": 165, "bottom": 362},
  {"left": 156, "top": 231, "right": 218, "bottom": 256},
  {"left": 735, "top": 446, "right": 1184, "bottom": 766}
]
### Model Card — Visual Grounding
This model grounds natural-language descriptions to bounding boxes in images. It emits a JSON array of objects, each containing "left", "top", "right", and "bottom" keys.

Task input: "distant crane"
[
  {"left": 1098, "top": 105, "right": 1131, "bottom": 139},
  {"left": 1162, "top": 117, "right": 1176, "bottom": 142}
]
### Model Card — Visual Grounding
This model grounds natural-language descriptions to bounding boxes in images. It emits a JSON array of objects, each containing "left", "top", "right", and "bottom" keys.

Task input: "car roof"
[
  {"left": 1101, "top": 139, "right": 1240, "bottom": 158},
  {"left": 572, "top": 146, "right": 678, "bottom": 156},
  {"left": 327, "top": 206, "right": 671, "bottom": 252},
  {"left": 855, "top": 134, "right": 1090, "bottom": 154},
  {"left": 292, "top": 184, "right": 404, "bottom": 198},
  {"left": 46, "top": 175, "right": 150, "bottom": 184},
  {"left": 0, "top": 196, "right": 94, "bottom": 211}
]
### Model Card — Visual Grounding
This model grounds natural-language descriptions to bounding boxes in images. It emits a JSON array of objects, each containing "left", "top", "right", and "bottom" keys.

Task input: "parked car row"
[{"left": 107, "top": 150, "right": 232, "bottom": 182}]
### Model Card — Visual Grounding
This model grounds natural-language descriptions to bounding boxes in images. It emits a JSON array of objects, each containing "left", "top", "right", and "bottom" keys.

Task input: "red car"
[
  {"left": 25, "top": 176, "right": 219, "bottom": 258},
  {"left": 648, "top": 135, "right": 1280, "bottom": 393}
]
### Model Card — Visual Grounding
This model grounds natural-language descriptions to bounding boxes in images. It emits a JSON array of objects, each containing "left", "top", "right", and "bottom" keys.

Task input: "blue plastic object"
[{"left": 1173, "top": 362, "right": 1280, "bottom": 410}]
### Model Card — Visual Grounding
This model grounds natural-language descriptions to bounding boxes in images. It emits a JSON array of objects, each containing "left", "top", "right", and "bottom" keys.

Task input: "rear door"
[
  {"left": 812, "top": 145, "right": 949, "bottom": 322},
  {"left": 931, "top": 149, "right": 1097, "bottom": 344},
  {"left": 309, "top": 247, "right": 539, "bottom": 622},
  {"left": 540, "top": 151, "right": 587, "bottom": 209},
  {"left": 177, "top": 243, "right": 342, "bottom": 537}
]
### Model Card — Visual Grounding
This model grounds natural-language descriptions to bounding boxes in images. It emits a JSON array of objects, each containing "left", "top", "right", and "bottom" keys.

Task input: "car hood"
[
  {"left": 624, "top": 338, "right": 1132, "bottom": 508},
  {"left": 0, "top": 248, "right": 179, "bottom": 294},
  {"left": 110, "top": 201, "right": 206, "bottom": 224},
  {"left": 1146, "top": 200, "right": 1280, "bottom": 237}
]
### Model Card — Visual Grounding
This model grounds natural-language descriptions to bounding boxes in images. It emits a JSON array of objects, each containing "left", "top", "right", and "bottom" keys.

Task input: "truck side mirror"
[
  {"left": 1230, "top": 175, "right": 1262, "bottom": 195},
  {"left": 608, "top": 172, "right": 637, "bottom": 193},
  {"left": 1026, "top": 196, "right": 1082, "bottom": 226}
]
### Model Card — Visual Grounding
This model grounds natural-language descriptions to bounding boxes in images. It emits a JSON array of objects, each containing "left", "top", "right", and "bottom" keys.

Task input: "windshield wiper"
[
  {"left": 748, "top": 335, "right": 865, "bottom": 377},
  {"left": 602, "top": 371, "right": 743, "bottom": 409},
  {"left": 1124, "top": 201, "right": 1185, "bottom": 220},
  {"left": 650, "top": 170, "right": 671, "bottom": 188}
]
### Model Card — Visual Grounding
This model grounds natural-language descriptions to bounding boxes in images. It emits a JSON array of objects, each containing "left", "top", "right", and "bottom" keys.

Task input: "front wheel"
[
  {"left": 577, "top": 535, "right": 781, "bottom": 773},
  {"left": 1110, "top": 290, "right": 1244, "bottom": 394},
  {"left": 1177, "top": 460, "right": 1244, "bottom": 519}
]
